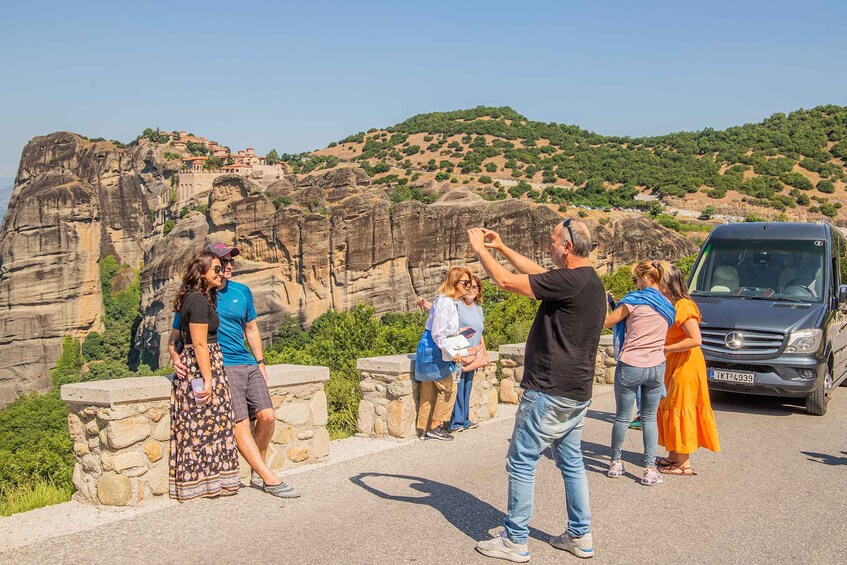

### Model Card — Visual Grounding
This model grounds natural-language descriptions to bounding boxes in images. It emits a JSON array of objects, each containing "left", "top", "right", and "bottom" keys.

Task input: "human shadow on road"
[
  {"left": 585, "top": 409, "right": 615, "bottom": 424},
  {"left": 801, "top": 451, "right": 847, "bottom": 466},
  {"left": 350, "top": 472, "right": 552, "bottom": 542},
  {"left": 540, "top": 440, "right": 642, "bottom": 483},
  {"left": 709, "top": 390, "right": 802, "bottom": 416}
]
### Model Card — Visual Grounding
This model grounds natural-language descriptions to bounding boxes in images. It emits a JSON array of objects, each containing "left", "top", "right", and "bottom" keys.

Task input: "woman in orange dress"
[{"left": 656, "top": 263, "right": 720, "bottom": 475}]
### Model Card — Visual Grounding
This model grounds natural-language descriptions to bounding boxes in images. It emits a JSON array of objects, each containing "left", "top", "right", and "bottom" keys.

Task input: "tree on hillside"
[
  {"left": 266, "top": 149, "right": 280, "bottom": 165},
  {"left": 700, "top": 205, "right": 717, "bottom": 219}
]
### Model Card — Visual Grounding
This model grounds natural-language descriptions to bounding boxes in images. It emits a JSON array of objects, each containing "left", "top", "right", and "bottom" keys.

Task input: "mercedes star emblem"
[{"left": 724, "top": 332, "right": 744, "bottom": 350}]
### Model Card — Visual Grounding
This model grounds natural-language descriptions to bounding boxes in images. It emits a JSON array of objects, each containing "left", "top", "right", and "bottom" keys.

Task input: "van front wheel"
[{"left": 805, "top": 369, "right": 832, "bottom": 416}]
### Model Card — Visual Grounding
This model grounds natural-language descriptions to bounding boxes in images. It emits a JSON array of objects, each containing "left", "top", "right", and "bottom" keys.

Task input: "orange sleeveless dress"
[{"left": 657, "top": 298, "right": 721, "bottom": 454}]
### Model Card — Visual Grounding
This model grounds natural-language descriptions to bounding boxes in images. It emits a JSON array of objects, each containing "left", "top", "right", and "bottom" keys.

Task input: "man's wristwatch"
[{"left": 256, "top": 359, "right": 266, "bottom": 365}]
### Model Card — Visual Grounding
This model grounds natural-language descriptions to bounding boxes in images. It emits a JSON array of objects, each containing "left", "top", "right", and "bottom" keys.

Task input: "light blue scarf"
[{"left": 612, "top": 287, "right": 676, "bottom": 360}]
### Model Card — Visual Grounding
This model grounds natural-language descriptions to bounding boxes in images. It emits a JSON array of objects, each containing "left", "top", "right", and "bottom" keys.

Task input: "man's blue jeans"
[
  {"left": 504, "top": 389, "right": 592, "bottom": 544},
  {"left": 610, "top": 361, "right": 664, "bottom": 468}
]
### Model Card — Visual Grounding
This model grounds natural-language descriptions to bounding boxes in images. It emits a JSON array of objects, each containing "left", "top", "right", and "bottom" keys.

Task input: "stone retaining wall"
[
  {"left": 61, "top": 364, "right": 329, "bottom": 507},
  {"left": 355, "top": 351, "right": 500, "bottom": 438},
  {"left": 358, "top": 337, "right": 616, "bottom": 429}
]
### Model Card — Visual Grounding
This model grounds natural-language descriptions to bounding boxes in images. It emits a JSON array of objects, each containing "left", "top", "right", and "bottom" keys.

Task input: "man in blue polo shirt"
[{"left": 169, "top": 242, "right": 300, "bottom": 499}]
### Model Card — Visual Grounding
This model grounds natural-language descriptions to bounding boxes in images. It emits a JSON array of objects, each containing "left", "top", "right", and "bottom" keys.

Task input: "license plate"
[{"left": 709, "top": 369, "right": 755, "bottom": 384}]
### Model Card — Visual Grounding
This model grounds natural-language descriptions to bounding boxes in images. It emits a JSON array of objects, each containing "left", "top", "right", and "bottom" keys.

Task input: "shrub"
[
  {"left": 179, "top": 207, "right": 189, "bottom": 219},
  {"left": 820, "top": 203, "right": 838, "bottom": 217},
  {"left": 817, "top": 179, "right": 835, "bottom": 193},
  {"left": 485, "top": 162, "right": 497, "bottom": 173},
  {"left": 163, "top": 220, "right": 175, "bottom": 235},
  {"left": 700, "top": 205, "right": 717, "bottom": 219},
  {"left": 655, "top": 214, "right": 682, "bottom": 232},
  {"left": 478, "top": 175, "right": 493, "bottom": 184}
]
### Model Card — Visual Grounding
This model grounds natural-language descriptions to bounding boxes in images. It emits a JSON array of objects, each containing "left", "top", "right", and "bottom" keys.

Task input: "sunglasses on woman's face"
[
  {"left": 457, "top": 280, "right": 472, "bottom": 288},
  {"left": 212, "top": 266, "right": 224, "bottom": 274},
  {"left": 470, "top": 284, "right": 480, "bottom": 290}
]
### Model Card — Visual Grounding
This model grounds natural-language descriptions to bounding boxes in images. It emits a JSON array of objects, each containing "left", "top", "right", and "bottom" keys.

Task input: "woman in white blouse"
[{"left": 414, "top": 267, "right": 473, "bottom": 441}]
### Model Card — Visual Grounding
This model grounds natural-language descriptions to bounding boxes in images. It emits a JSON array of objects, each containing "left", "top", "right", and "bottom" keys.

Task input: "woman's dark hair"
[{"left": 174, "top": 250, "right": 219, "bottom": 312}]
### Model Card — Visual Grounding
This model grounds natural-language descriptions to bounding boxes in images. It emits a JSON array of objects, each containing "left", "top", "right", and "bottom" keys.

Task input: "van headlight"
[{"left": 785, "top": 329, "right": 823, "bottom": 353}]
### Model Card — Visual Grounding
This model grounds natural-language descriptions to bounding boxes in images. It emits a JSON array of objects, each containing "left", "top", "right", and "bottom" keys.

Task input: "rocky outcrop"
[
  {"left": 0, "top": 133, "right": 174, "bottom": 404},
  {"left": 134, "top": 175, "right": 564, "bottom": 368},
  {"left": 592, "top": 216, "right": 700, "bottom": 272},
  {"left": 0, "top": 133, "right": 699, "bottom": 407}
]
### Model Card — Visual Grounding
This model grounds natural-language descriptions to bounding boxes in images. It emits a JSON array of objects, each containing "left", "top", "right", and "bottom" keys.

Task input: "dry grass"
[{"left": 0, "top": 480, "right": 73, "bottom": 517}]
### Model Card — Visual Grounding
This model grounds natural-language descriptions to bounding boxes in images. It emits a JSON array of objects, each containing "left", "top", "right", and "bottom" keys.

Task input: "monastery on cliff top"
[{"left": 163, "top": 131, "right": 287, "bottom": 206}]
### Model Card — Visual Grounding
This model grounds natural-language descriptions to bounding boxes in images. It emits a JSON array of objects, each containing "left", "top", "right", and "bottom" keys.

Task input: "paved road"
[{"left": 3, "top": 386, "right": 846, "bottom": 564}]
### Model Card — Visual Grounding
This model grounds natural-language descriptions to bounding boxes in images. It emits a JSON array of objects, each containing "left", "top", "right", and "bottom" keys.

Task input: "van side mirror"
[{"left": 839, "top": 285, "right": 847, "bottom": 304}]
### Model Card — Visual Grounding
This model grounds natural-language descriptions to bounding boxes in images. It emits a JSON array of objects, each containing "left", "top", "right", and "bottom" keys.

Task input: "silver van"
[{"left": 688, "top": 222, "right": 847, "bottom": 415}]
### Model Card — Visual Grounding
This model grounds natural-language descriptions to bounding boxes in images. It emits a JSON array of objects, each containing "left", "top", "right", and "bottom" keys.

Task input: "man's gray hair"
[{"left": 560, "top": 219, "right": 593, "bottom": 257}]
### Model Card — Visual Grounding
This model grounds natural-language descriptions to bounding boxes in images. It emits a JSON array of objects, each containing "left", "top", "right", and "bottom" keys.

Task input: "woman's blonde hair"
[
  {"left": 658, "top": 261, "right": 690, "bottom": 302},
  {"left": 471, "top": 275, "right": 484, "bottom": 305},
  {"left": 438, "top": 267, "right": 473, "bottom": 299},
  {"left": 632, "top": 259, "right": 665, "bottom": 287}
]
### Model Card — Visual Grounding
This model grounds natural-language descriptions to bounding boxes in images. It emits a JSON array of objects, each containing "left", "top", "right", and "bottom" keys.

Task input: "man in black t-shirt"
[{"left": 470, "top": 219, "right": 605, "bottom": 562}]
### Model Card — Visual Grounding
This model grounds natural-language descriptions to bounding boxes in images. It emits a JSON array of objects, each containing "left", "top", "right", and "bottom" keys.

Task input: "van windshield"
[{"left": 689, "top": 239, "right": 826, "bottom": 303}]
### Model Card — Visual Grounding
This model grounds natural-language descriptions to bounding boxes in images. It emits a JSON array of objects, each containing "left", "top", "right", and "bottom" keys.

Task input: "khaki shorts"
[{"left": 226, "top": 364, "right": 273, "bottom": 422}]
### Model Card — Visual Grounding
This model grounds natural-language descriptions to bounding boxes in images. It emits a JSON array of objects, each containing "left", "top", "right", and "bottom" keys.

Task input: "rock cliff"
[{"left": 0, "top": 133, "right": 697, "bottom": 406}]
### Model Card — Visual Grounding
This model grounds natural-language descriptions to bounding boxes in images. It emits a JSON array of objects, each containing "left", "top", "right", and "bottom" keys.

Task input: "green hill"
[{"left": 298, "top": 105, "right": 847, "bottom": 218}]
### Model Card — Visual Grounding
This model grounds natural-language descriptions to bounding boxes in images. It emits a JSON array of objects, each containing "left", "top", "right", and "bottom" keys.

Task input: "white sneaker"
[
  {"left": 550, "top": 532, "right": 594, "bottom": 559},
  {"left": 607, "top": 460, "right": 625, "bottom": 478},
  {"left": 641, "top": 468, "right": 664, "bottom": 486},
  {"left": 476, "top": 530, "right": 531, "bottom": 562}
]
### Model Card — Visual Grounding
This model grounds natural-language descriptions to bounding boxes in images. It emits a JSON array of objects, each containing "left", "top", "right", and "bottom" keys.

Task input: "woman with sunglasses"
[
  {"left": 169, "top": 250, "right": 240, "bottom": 501},
  {"left": 603, "top": 260, "right": 676, "bottom": 486},
  {"left": 414, "top": 267, "right": 473, "bottom": 441},
  {"left": 449, "top": 274, "right": 488, "bottom": 432}
]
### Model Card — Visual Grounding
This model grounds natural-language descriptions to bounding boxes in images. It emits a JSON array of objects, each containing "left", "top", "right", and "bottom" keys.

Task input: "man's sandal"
[{"left": 658, "top": 463, "right": 696, "bottom": 476}]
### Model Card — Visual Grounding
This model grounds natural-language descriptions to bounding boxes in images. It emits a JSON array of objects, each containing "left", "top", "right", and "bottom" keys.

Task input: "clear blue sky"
[{"left": 1, "top": 0, "right": 846, "bottom": 178}]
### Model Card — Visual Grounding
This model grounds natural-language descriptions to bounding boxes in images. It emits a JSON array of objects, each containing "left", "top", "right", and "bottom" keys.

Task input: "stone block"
[
  {"left": 374, "top": 404, "right": 387, "bottom": 417},
  {"left": 97, "top": 473, "right": 131, "bottom": 506},
  {"left": 273, "top": 424, "right": 293, "bottom": 444},
  {"left": 500, "top": 378, "right": 519, "bottom": 404},
  {"left": 604, "top": 356, "right": 617, "bottom": 368},
  {"left": 268, "top": 444, "right": 287, "bottom": 470},
  {"left": 97, "top": 406, "right": 138, "bottom": 422},
  {"left": 386, "top": 398, "right": 415, "bottom": 438},
  {"left": 276, "top": 402, "right": 310, "bottom": 426},
  {"left": 147, "top": 408, "right": 166, "bottom": 422},
  {"left": 108, "top": 451, "right": 148, "bottom": 473},
  {"left": 501, "top": 367, "right": 515, "bottom": 379},
  {"left": 286, "top": 446, "right": 309, "bottom": 463},
  {"left": 68, "top": 413, "right": 84, "bottom": 442},
  {"left": 151, "top": 416, "right": 170, "bottom": 441},
  {"left": 144, "top": 442, "right": 164, "bottom": 462},
  {"left": 147, "top": 462, "right": 169, "bottom": 496},
  {"left": 604, "top": 367, "right": 616, "bottom": 384},
  {"left": 386, "top": 379, "right": 412, "bottom": 399},
  {"left": 74, "top": 442, "right": 90, "bottom": 456},
  {"left": 311, "top": 428, "right": 330, "bottom": 459},
  {"left": 374, "top": 418, "right": 385, "bottom": 435},
  {"left": 296, "top": 429, "right": 314, "bottom": 440},
  {"left": 309, "top": 390, "right": 328, "bottom": 426},
  {"left": 488, "top": 388, "right": 499, "bottom": 417},
  {"left": 82, "top": 454, "right": 101, "bottom": 473},
  {"left": 357, "top": 400, "right": 375, "bottom": 435},
  {"left": 85, "top": 420, "right": 100, "bottom": 436},
  {"left": 360, "top": 380, "right": 376, "bottom": 393},
  {"left": 106, "top": 416, "right": 151, "bottom": 450}
]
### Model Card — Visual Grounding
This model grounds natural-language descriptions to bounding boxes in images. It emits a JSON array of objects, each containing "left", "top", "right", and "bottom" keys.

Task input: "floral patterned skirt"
[{"left": 169, "top": 343, "right": 240, "bottom": 502}]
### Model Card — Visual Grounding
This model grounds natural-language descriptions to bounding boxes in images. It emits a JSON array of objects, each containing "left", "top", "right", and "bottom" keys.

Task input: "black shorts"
[{"left": 226, "top": 364, "right": 273, "bottom": 422}]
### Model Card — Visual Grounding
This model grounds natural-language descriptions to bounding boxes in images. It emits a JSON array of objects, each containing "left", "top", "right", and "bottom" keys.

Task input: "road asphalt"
[{"left": 2, "top": 385, "right": 845, "bottom": 564}]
